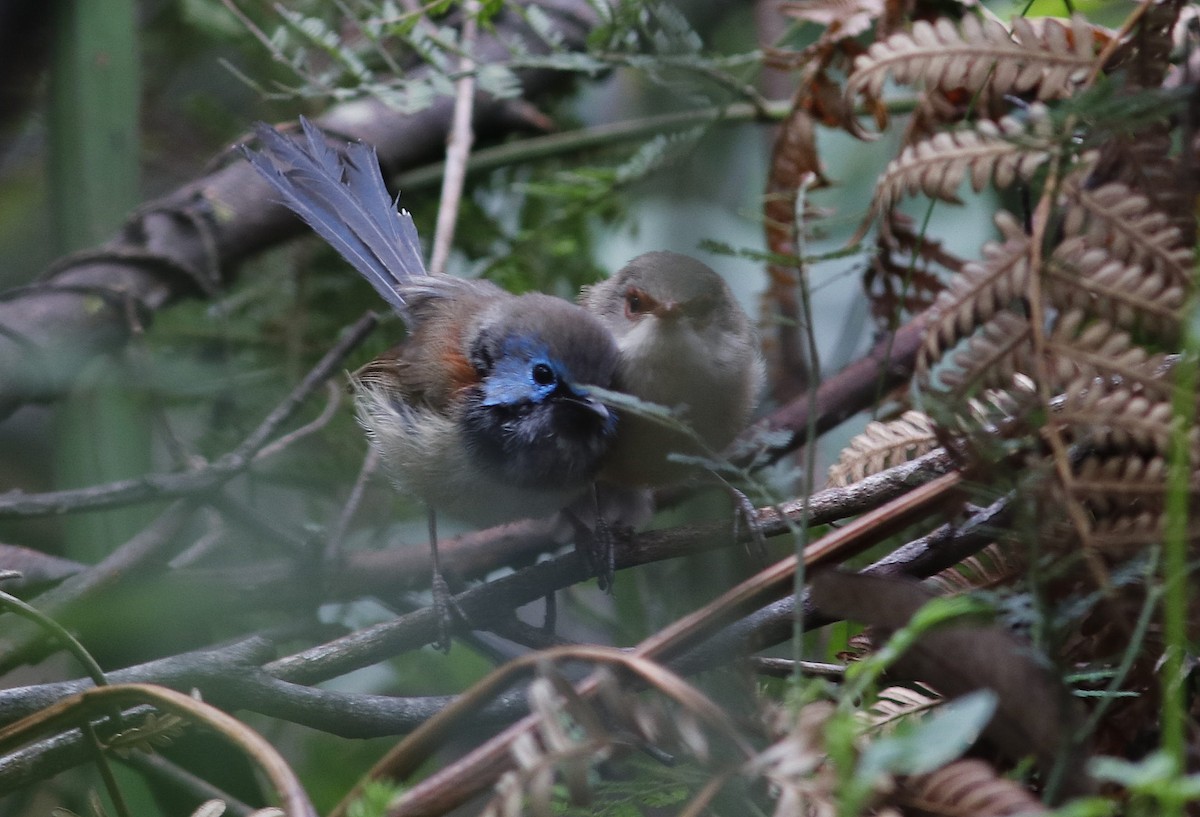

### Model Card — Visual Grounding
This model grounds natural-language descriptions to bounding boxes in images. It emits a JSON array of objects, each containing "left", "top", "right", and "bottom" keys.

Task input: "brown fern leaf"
[
  {"left": 1090, "top": 510, "right": 1200, "bottom": 556},
  {"left": 780, "top": 0, "right": 883, "bottom": 41},
  {"left": 889, "top": 210, "right": 968, "bottom": 276},
  {"left": 1053, "top": 378, "right": 1189, "bottom": 457},
  {"left": 1087, "top": 0, "right": 1195, "bottom": 247},
  {"left": 867, "top": 249, "right": 946, "bottom": 328},
  {"left": 1061, "top": 181, "right": 1195, "bottom": 285},
  {"left": 867, "top": 210, "right": 959, "bottom": 329},
  {"left": 921, "top": 211, "right": 1031, "bottom": 369},
  {"left": 904, "top": 87, "right": 971, "bottom": 143},
  {"left": 828, "top": 410, "right": 937, "bottom": 486},
  {"left": 925, "top": 543, "right": 1025, "bottom": 594},
  {"left": 938, "top": 311, "right": 1033, "bottom": 394},
  {"left": 1070, "top": 453, "right": 1200, "bottom": 503},
  {"left": 847, "top": 13, "right": 1100, "bottom": 104},
  {"left": 1045, "top": 236, "right": 1186, "bottom": 333},
  {"left": 761, "top": 58, "right": 846, "bottom": 402},
  {"left": 754, "top": 701, "right": 842, "bottom": 817},
  {"left": 873, "top": 113, "right": 1053, "bottom": 213},
  {"left": 1110, "top": 0, "right": 1188, "bottom": 89},
  {"left": 1045, "top": 310, "right": 1174, "bottom": 400},
  {"left": 1100, "top": 129, "right": 1198, "bottom": 249},
  {"left": 864, "top": 684, "right": 942, "bottom": 731},
  {"left": 897, "top": 758, "right": 1047, "bottom": 816},
  {"left": 1068, "top": 453, "right": 1192, "bottom": 518}
]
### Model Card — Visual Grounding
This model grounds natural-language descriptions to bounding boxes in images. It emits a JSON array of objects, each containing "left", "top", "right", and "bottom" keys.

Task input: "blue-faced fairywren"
[{"left": 243, "top": 120, "right": 620, "bottom": 643}]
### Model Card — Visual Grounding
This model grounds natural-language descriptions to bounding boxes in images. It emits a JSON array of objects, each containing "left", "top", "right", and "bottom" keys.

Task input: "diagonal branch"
[{"left": 0, "top": 0, "right": 599, "bottom": 421}]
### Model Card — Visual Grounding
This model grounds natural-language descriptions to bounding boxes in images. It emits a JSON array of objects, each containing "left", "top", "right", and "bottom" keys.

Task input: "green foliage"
[
  {"left": 346, "top": 780, "right": 406, "bottom": 817},
  {"left": 1090, "top": 752, "right": 1200, "bottom": 815},
  {"left": 858, "top": 690, "right": 997, "bottom": 779},
  {"left": 546, "top": 756, "right": 704, "bottom": 817},
  {"left": 229, "top": 0, "right": 760, "bottom": 111},
  {"left": 451, "top": 125, "right": 714, "bottom": 294},
  {"left": 105, "top": 712, "right": 188, "bottom": 758}
]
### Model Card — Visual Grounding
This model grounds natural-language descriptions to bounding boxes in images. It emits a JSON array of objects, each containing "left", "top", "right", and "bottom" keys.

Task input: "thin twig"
[
  {"left": 0, "top": 502, "right": 196, "bottom": 674},
  {"left": 0, "top": 472, "right": 999, "bottom": 787},
  {"left": 264, "top": 452, "right": 956, "bottom": 685},
  {"left": 352, "top": 473, "right": 964, "bottom": 817},
  {"left": 0, "top": 685, "right": 318, "bottom": 817},
  {"left": 324, "top": 445, "right": 382, "bottom": 564},
  {"left": 0, "top": 582, "right": 109, "bottom": 688},
  {"left": 252, "top": 380, "right": 342, "bottom": 462},
  {"left": 429, "top": 0, "right": 480, "bottom": 275},
  {"left": 0, "top": 312, "right": 376, "bottom": 518}
]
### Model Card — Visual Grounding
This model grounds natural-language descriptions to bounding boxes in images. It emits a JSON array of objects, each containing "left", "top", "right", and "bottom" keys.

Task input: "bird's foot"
[
  {"left": 431, "top": 571, "right": 470, "bottom": 652},
  {"left": 729, "top": 486, "right": 768, "bottom": 566}
]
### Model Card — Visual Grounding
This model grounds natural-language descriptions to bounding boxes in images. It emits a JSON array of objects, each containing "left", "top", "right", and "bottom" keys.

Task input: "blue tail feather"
[{"left": 242, "top": 117, "right": 426, "bottom": 316}]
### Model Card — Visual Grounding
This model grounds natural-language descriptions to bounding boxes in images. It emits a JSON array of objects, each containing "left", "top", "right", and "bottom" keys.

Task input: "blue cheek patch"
[{"left": 480, "top": 353, "right": 561, "bottom": 407}]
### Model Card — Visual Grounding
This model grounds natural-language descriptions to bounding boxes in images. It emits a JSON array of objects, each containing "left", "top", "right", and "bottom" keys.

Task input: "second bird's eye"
[
  {"left": 625, "top": 287, "right": 651, "bottom": 314},
  {"left": 531, "top": 363, "right": 556, "bottom": 386}
]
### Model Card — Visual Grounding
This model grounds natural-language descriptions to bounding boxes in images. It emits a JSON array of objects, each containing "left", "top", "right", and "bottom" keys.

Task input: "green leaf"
[
  {"left": 641, "top": 787, "right": 689, "bottom": 807},
  {"left": 1090, "top": 751, "right": 1200, "bottom": 799},
  {"left": 1043, "top": 798, "right": 1121, "bottom": 817},
  {"left": 859, "top": 690, "right": 998, "bottom": 779}
]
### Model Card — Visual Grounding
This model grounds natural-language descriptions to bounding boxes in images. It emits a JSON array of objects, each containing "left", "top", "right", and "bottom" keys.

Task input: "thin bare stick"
[
  {"left": 252, "top": 380, "right": 342, "bottom": 462},
  {"left": 366, "top": 472, "right": 964, "bottom": 817},
  {"left": 0, "top": 312, "right": 376, "bottom": 518},
  {"left": 325, "top": 445, "right": 382, "bottom": 564},
  {"left": 428, "top": 1, "right": 480, "bottom": 275}
]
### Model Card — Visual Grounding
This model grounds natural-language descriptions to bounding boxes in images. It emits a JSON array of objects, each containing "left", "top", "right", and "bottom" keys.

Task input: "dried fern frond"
[
  {"left": 848, "top": 13, "right": 1101, "bottom": 105},
  {"left": 887, "top": 211, "right": 968, "bottom": 276},
  {"left": 1090, "top": 127, "right": 1197, "bottom": 249},
  {"left": 1045, "top": 236, "right": 1186, "bottom": 333},
  {"left": 1110, "top": 0, "right": 1189, "bottom": 89},
  {"left": 867, "top": 251, "right": 946, "bottom": 328},
  {"left": 1053, "top": 378, "right": 1187, "bottom": 457},
  {"left": 1069, "top": 452, "right": 1200, "bottom": 520},
  {"left": 925, "top": 543, "right": 1024, "bottom": 594},
  {"left": 938, "top": 311, "right": 1033, "bottom": 394},
  {"left": 779, "top": 0, "right": 883, "bottom": 41},
  {"left": 866, "top": 211, "right": 958, "bottom": 329},
  {"left": 1089, "top": 510, "right": 1200, "bottom": 555},
  {"left": 1044, "top": 310, "right": 1174, "bottom": 400},
  {"left": 104, "top": 711, "right": 188, "bottom": 758},
  {"left": 751, "top": 701, "right": 842, "bottom": 817},
  {"left": 871, "top": 112, "right": 1054, "bottom": 215},
  {"left": 1069, "top": 453, "right": 1178, "bottom": 517},
  {"left": 898, "top": 758, "right": 1047, "bottom": 815},
  {"left": 1061, "top": 181, "right": 1195, "bottom": 284},
  {"left": 920, "top": 212, "right": 1031, "bottom": 371},
  {"left": 1085, "top": 1, "right": 1197, "bottom": 248},
  {"left": 863, "top": 683, "right": 942, "bottom": 731},
  {"left": 828, "top": 410, "right": 938, "bottom": 486}
]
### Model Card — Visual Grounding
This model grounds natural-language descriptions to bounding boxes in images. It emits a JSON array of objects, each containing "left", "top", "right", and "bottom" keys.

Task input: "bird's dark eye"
[
  {"left": 625, "top": 287, "right": 651, "bottom": 315},
  {"left": 531, "top": 362, "right": 556, "bottom": 386}
]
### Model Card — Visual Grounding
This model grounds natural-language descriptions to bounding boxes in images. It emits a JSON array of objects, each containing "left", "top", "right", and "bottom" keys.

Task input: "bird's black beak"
[{"left": 556, "top": 386, "right": 615, "bottom": 434}]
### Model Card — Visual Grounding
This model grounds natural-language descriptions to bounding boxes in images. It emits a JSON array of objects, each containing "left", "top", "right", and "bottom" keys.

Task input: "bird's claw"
[
  {"left": 729, "top": 486, "right": 768, "bottom": 565},
  {"left": 431, "top": 571, "right": 470, "bottom": 652}
]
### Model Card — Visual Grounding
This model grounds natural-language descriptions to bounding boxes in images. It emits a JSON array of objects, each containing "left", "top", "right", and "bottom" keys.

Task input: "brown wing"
[{"left": 352, "top": 276, "right": 505, "bottom": 411}]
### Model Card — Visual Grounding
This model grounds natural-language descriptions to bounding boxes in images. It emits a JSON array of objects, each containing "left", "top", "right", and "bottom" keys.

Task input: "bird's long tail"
[{"left": 242, "top": 117, "right": 424, "bottom": 314}]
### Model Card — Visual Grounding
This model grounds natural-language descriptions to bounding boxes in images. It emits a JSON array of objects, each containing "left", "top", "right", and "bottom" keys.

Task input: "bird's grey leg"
[
  {"left": 427, "top": 507, "right": 468, "bottom": 651},
  {"left": 728, "top": 486, "right": 768, "bottom": 565}
]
